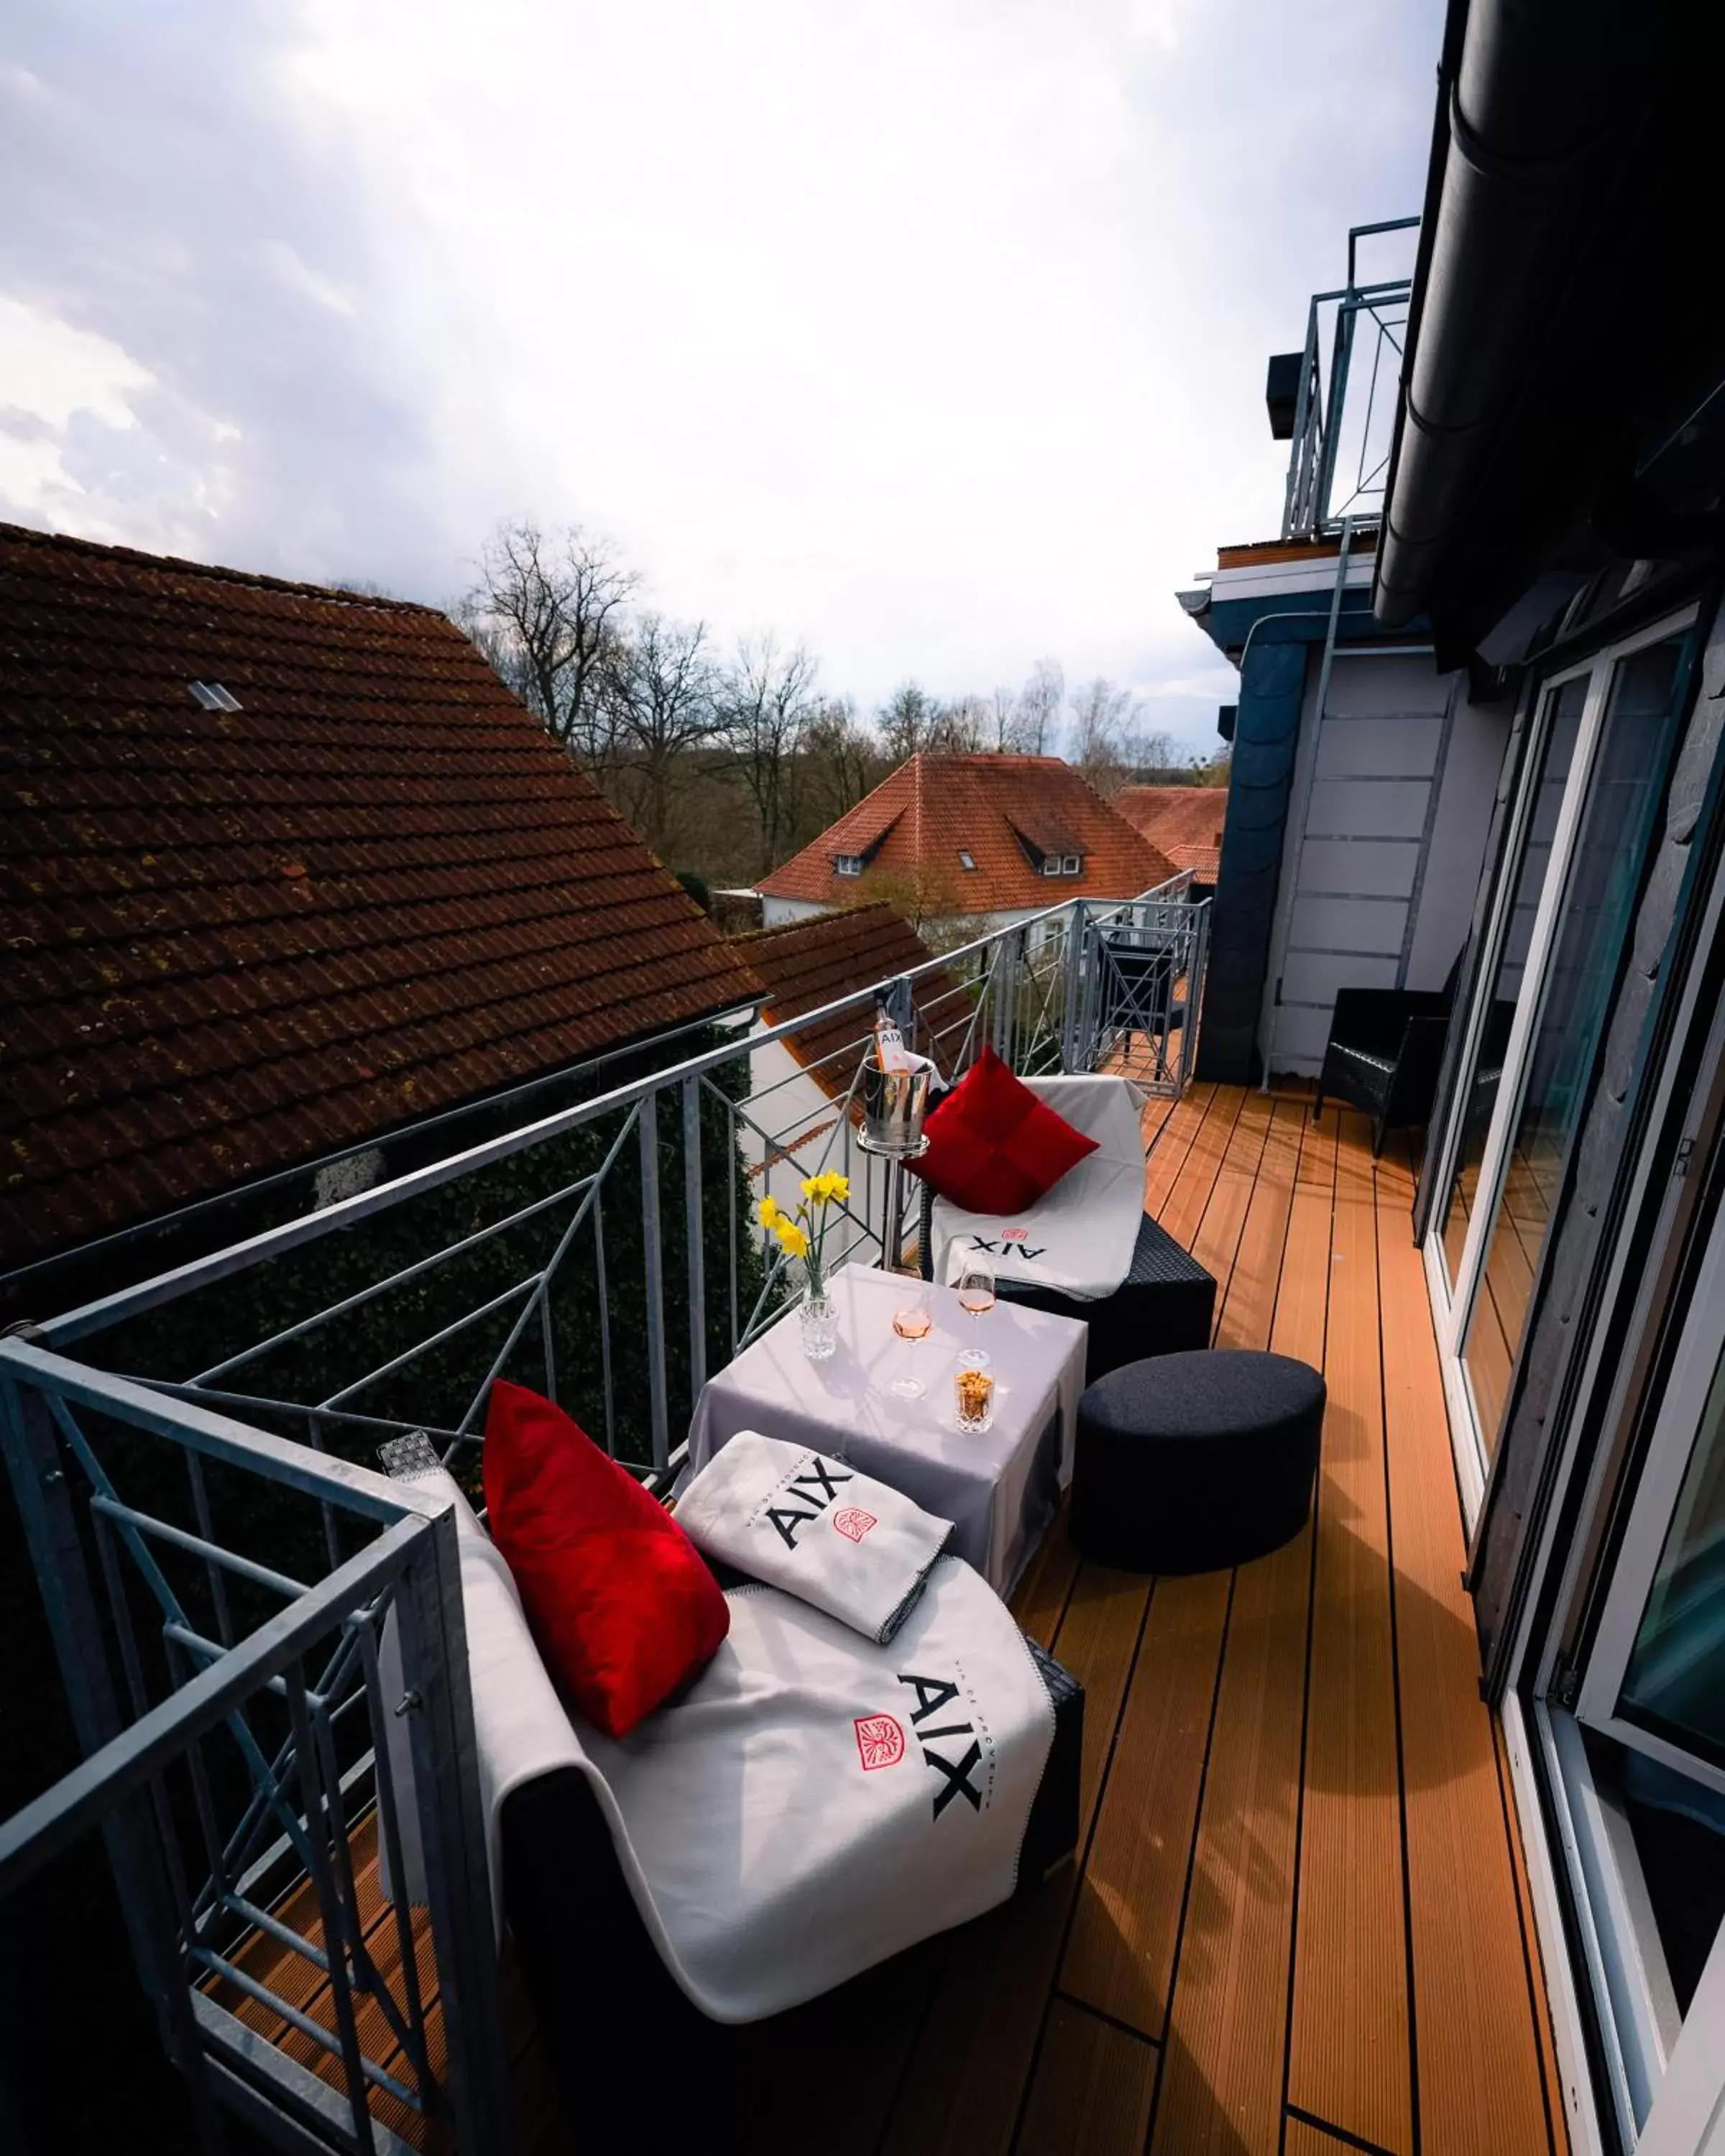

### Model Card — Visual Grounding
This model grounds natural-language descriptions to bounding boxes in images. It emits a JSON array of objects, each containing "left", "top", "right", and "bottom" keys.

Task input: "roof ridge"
[{"left": 0, "top": 517, "right": 446, "bottom": 616}]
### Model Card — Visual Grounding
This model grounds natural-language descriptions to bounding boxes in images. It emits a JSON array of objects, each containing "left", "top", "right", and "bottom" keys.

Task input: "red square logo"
[
  {"left": 1001, "top": 1227, "right": 1028, "bottom": 1242},
  {"left": 854, "top": 1714, "right": 905, "bottom": 1770},
  {"left": 832, "top": 1506, "right": 878, "bottom": 1544}
]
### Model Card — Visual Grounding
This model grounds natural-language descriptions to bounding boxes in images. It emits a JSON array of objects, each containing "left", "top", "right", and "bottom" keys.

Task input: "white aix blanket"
[
  {"left": 672, "top": 1430, "right": 952, "bottom": 1643},
  {"left": 932, "top": 1073, "right": 1147, "bottom": 1303},
  {"left": 382, "top": 1469, "right": 1052, "bottom": 2022}
]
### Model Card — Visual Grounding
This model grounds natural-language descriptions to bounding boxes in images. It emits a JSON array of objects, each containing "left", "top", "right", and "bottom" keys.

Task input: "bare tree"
[
  {"left": 939, "top": 694, "right": 990, "bottom": 753},
  {"left": 877, "top": 681, "right": 945, "bottom": 763},
  {"left": 462, "top": 518, "right": 637, "bottom": 773},
  {"left": 799, "top": 696, "right": 881, "bottom": 827},
  {"left": 1068, "top": 677, "right": 1174, "bottom": 796},
  {"left": 719, "top": 635, "right": 820, "bottom": 872},
  {"left": 1190, "top": 744, "right": 1233, "bottom": 786},
  {"left": 1068, "top": 676, "right": 1135, "bottom": 784},
  {"left": 1015, "top": 658, "right": 1064, "bottom": 755},
  {"left": 857, "top": 858, "right": 967, "bottom": 943},
  {"left": 1136, "top": 725, "right": 1179, "bottom": 772},
  {"left": 600, "top": 613, "right": 724, "bottom": 854}
]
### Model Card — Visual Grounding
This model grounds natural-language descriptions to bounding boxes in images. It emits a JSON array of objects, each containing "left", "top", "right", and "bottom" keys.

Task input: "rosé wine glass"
[
  {"left": 889, "top": 1287, "right": 934, "bottom": 1399},
  {"left": 954, "top": 1260, "right": 996, "bottom": 1368}
]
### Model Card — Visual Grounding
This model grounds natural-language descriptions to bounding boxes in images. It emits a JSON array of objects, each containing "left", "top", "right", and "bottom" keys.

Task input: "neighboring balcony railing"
[
  {"left": 1281, "top": 216, "right": 1418, "bottom": 541},
  {"left": 0, "top": 871, "right": 1206, "bottom": 2155},
  {"left": 0, "top": 1346, "right": 511, "bottom": 2156}
]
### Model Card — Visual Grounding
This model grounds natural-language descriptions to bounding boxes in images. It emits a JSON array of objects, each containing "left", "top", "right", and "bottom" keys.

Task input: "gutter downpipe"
[
  {"left": 1374, "top": 0, "right": 1644, "bottom": 631},
  {"left": 1256, "top": 517, "right": 1356, "bottom": 1092}
]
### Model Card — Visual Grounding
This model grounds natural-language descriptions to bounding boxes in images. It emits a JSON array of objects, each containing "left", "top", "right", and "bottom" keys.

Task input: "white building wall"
[
  {"left": 758, "top": 895, "right": 1124, "bottom": 941},
  {"left": 759, "top": 895, "right": 830, "bottom": 928},
  {"left": 1259, "top": 647, "right": 1509, "bottom": 1077}
]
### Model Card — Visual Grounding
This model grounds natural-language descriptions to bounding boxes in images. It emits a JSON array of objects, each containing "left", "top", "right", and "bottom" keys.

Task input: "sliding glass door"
[
  {"left": 1425, "top": 614, "right": 1697, "bottom": 1511},
  {"left": 1437, "top": 676, "right": 1584, "bottom": 1312},
  {"left": 1549, "top": 1191, "right": 1725, "bottom": 2147}
]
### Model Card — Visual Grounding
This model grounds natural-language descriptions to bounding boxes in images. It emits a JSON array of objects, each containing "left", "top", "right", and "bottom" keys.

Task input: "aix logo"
[
  {"left": 965, "top": 1233, "right": 1046, "bottom": 1263},
  {"left": 896, "top": 1671, "right": 987, "bottom": 1820},
  {"left": 761, "top": 1454, "right": 855, "bottom": 1551}
]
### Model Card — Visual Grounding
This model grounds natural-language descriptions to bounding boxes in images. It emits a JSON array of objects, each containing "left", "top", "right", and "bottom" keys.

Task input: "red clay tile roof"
[
  {"left": 734, "top": 903, "right": 972, "bottom": 1099},
  {"left": 755, "top": 754, "right": 1176, "bottom": 913},
  {"left": 1112, "top": 785, "right": 1228, "bottom": 882},
  {"left": 0, "top": 521, "right": 762, "bottom": 1273}
]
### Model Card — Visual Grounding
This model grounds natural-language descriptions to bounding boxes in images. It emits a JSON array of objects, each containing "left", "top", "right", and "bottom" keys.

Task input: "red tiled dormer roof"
[
  {"left": 1113, "top": 785, "right": 1228, "bottom": 882},
  {"left": 755, "top": 753, "right": 1175, "bottom": 913},
  {"left": 0, "top": 521, "right": 762, "bottom": 1273},
  {"left": 734, "top": 903, "right": 971, "bottom": 1099}
]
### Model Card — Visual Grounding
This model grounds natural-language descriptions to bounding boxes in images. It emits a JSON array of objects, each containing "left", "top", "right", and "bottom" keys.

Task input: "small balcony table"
[{"left": 684, "top": 1260, "right": 1088, "bottom": 1597}]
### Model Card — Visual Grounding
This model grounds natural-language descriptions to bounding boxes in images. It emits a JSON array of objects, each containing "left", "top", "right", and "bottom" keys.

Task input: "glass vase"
[{"left": 799, "top": 1289, "right": 839, "bottom": 1362}]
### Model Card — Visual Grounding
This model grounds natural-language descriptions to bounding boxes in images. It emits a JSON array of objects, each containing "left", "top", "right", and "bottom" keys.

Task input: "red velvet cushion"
[
  {"left": 483, "top": 1381, "right": 729, "bottom": 1738},
  {"left": 906, "top": 1047, "right": 1098, "bottom": 1215}
]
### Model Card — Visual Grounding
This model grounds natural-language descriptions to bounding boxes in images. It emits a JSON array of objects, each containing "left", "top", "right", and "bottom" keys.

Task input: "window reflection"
[
  {"left": 1463, "top": 640, "right": 1686, "bottom": 1452},
  {"left": 1621, "top": 1346, "right": 1725, "bottom": 1768},
  {"left": 1440, "top": 678, "right": 1586, "bottom": 1291}
]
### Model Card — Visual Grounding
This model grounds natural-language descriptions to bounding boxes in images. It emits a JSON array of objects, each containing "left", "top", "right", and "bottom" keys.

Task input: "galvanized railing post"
[
  {"left": 638, "top": 1090, "right": 671, "bottom": 1472},
  {"left": 681, "top": 1075, "right": 706, "bottom": 1410},
  {"left": 1060, "top": 902, "right": 1086, "bottom": 1070},
  {"left": 0, "top": 1375, "right": 225, "bottom": 2145},
  {"left": 395, "top": 1508, "right": 515, "bottom": 2156}
]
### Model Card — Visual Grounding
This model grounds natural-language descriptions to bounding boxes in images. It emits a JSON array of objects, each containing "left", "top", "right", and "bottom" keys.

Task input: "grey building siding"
[
  {"left": 1259, "top": 655, "right": 1458, "bottom": 1075},
  {"left": 1470, "top": 601, "right": 1725, "bottom": 1684}
]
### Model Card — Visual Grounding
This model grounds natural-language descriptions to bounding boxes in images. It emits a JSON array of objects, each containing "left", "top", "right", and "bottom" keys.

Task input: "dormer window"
[
  {"left": 1041, "top": 854, "right": 1083, "bottom": 877},
  {"left": 957, "top": 849, "right": 976, "bottom": 870},
  {"left": 834, "top": 854, "right": 864, "bottom": 877}
]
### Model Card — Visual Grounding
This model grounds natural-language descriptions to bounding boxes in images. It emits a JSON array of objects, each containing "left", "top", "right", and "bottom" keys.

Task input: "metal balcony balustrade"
[
  {"left": 1281, "top": 216, "right": 1418, "bottom": 542},
  {"left": 0, "top": 875, "right": 1208, "bottom": 2156}
]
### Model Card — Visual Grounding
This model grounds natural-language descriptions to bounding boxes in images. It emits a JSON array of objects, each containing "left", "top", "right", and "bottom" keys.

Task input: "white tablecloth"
[{"left": 684, "top": 1262, "right": 1088, "bottom": 1595}]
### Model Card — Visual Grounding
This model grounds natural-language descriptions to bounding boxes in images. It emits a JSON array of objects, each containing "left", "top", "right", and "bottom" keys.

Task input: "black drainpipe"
[{"left": 1374, "top": 0, "right": 1653, "bottom": 631}]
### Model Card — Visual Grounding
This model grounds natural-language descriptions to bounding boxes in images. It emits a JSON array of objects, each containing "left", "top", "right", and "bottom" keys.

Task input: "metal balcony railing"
[
  {"left": 1281, "top": 216, "right": 1418, "bottom": 542},
  {"left": 0, "top": 873, "right": 1207, "bottom": 2155}
]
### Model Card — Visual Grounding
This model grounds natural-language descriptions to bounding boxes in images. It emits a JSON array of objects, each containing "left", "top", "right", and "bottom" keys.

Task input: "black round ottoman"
[{"left": 1069, "top": 1350, "right": 1325, "bottom": 1573}]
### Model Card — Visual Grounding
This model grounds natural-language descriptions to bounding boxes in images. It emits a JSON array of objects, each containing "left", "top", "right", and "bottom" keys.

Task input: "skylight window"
[
  {"left": 188, "top": 681, "right": 243, "bottom": 711},
  {"left": 957, "top": 849, "right": 976, "bottom": 870},
  {"left": 834, "top": 854, "right": 864, "bottom": 877}
]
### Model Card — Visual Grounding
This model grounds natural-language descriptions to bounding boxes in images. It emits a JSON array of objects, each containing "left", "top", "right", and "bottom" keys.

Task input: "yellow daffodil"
[
  {"left": 775, "top": 1220, "right": 810, "bottom": 1258},
  {"left": 757, "top": 1194, "right": 782, "bottom": 1229},
  {"left": 800, "top": 1170, "right": 850, "bottom": 1204}
]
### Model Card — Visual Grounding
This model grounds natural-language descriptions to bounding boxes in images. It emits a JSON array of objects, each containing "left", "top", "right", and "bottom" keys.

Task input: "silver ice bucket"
[{"left": 858, "top": 1061, "right": 932, "bottom": 1156}]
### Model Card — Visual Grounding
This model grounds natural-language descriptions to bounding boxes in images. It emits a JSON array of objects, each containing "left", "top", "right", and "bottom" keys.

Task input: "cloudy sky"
[{"left": 1, "top": 1, "right": 1440, "bottom": 751}]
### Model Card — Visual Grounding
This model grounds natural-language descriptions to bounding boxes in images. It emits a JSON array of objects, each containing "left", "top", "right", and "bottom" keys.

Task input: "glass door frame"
[
  {"left": 1531, "top": 1135, "right": 1725, "bottom": 2150},
  {"left": 1576, "top": 1194, "right": 1725, "bottom": 1800},
  {"left": 1422, "top": 606, "right": 1701, "bottom": 1523}
]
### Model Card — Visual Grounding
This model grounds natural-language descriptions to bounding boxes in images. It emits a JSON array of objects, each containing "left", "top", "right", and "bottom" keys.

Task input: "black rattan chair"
[{"left": 1314, "top": 954, "right": 1463, "bottom": 1157}]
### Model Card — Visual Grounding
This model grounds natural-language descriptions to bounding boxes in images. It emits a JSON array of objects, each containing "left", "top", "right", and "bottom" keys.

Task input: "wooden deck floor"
[
  {"left": 224, "top": 1084, "right": 1570, "bottom": 2156},
  {"left": 701, "top": 1084, "right": 1567, "bottom": 2156}
]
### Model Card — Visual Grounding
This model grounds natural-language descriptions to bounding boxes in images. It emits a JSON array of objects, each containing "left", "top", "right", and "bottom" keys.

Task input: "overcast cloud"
[{"left": 0, "top": 1, "right": 1440, "bottom": 750}]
